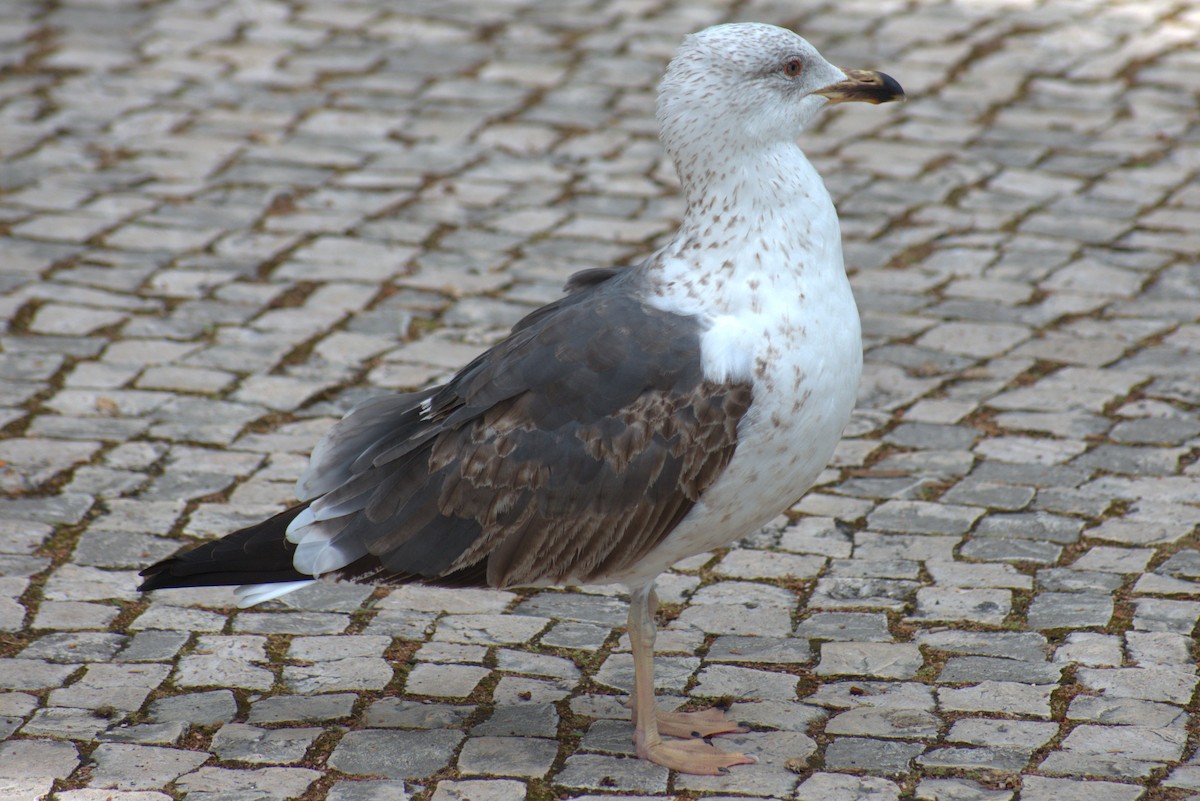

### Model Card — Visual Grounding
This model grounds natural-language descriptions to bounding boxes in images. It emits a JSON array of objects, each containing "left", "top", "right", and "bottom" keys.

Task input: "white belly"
[{"left": 603, "top": 280, "right": 862, "bottom": 587}]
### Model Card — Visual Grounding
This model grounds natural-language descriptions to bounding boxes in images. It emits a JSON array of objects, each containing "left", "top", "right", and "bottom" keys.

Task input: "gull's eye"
[{"left": 783, "top": 59, "right": 803, "bottom": 78}]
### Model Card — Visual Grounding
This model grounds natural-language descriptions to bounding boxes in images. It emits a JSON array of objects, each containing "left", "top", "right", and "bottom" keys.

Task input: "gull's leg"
[
  {"left": 624, "top": 587, "right": 748, "bottom": 739},
  {"left": 628, "top": 582, "right": 755, "bottom": 775}
]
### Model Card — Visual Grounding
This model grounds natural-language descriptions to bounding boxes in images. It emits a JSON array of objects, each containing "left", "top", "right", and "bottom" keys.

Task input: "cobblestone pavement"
[{"left": 0, "top": 0, "right": 1198, "bottom": 798}]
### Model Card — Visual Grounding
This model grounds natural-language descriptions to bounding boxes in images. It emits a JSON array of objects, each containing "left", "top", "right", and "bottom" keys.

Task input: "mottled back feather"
[{"left": 310, "top": 267, "right": 753, "bottom": 589}]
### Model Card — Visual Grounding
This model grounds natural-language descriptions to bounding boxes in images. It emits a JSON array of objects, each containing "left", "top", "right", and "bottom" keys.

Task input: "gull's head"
[{"left": 657, "top": 23, "right": 903, "bottom": 157}]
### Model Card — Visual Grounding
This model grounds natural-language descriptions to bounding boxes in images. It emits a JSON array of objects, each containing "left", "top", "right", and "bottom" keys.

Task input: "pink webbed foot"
[
  {"left": 654, "top": 706, "right": 748, "bottom": 739},
  {"left": 639, "top": 736, "right": 756, "bottom": 775}
]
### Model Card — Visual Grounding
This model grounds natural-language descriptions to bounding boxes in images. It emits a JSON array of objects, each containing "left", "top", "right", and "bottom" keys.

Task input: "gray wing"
[{"left": 291, "top": 269, "right": 753, "bottom": 589}]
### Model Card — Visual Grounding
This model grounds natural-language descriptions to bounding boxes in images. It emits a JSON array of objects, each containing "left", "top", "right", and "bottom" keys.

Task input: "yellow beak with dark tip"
[{"left": 816, "top": 69, "right": 905, "bottom": 105}]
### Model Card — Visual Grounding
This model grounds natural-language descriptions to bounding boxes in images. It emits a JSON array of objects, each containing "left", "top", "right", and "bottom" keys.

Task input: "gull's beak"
[{"left": 816, "top": 69, "right": 905, "bottom": 105}]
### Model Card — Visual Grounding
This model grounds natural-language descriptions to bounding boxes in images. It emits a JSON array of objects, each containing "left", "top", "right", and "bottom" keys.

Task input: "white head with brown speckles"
[{"left": 656, "top": 23, "right": 902, "bottom": 187}]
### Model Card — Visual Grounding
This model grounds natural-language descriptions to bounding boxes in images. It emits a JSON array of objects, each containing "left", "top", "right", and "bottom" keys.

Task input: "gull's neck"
[{"left": 643, "top": 140, "right": 845, "bottom": 317}]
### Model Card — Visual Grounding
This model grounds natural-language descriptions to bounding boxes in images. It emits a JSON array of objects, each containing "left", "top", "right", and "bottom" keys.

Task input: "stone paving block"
[
  {"left": 946, "top": 718, "right": 1057, "bottom": 751},
  {"left": 916, "top": 630, "right": 1047, "bottom": 662},
  {"left": 938, "top": 656, "right": 1062, "bottom": 685},
  {"left": 938, "top": 682, "right": 1054, "bottom": 718},
  {"left": 867, "top": 500, "right": 983, "bottom": 535},
  {"left": 1060, "top": 723, "right": 1186, "bottom": 763},
  {"left": 1132, "top": 598, "right": 1200, "bottom": 633},
  {"left": 364, "top": 698, "right": 473, "bottom": 729},
  {"left": 912, "top": 587, "right": 1011, "bottom": 624},
  {"left": 691, "top": 664, "right": 799, "bottom": 701},
  {"left": 706, "top": 634, "right": 811, "bottom": 664},
  {"left": 555, "top": 753, "right": 668, "bottom": 793},
  {"left": 824, "top": 707, "right": 941, "bottom": 740},
  {"left": 1078, "top": 666, "right": 1198, "bottom": 704},
  {"left": 21, "top": 631, "right": 127, "bottom": 663},
  {"left": 282, "top": 657, "right": 394, "bottom": 693},
  {"left": 49, "top": 663, "right": 171, "bottom": 710},
  {"left": 807, "top": 681, "right": 935, "bottom": 712},
  {"left": 1027, "top": 592, "right": 1113, "bottom": 629},
  {"left": 926, "top": 561, "right": 1032, "bottom": 590},
  {"left": 1070, "top": 546, "right": 1154, "bottom": 573},
  {"left": 796, "top": 772, "right": 900, "bottom": 801},
  {"left": 174, "top": 656, "right": 274, "bottom": 692},
  {"left": 795, "top": 611, "right": 892, "bottom": 642},
  {"left": 824, "top": 737, "right": 924, "bottom": 774},
  {"left": 957, "top": 537, "right": 1063, "bottom": 564},
  {"left": 1067, "top": 695, "right": 1187, "bottom": 728},
  {"left": 328, "top": 729, "right": 464, "bottom": 780},
  {"left": 173, "top": 767, "right": 321, "bottom": 801},
  {"left": 0, "top": 659, "right": 77, "bottom": 691},
  {"left": 853, "top": 533, "right": 960, "bottom": 563},
  {"left": 974, "top": 511, "right": 1084, "bottom": 543},
  {"left": 1126, "top": 630, "right": 1191, "bottom": 666},
  {"left": 809, "top": 576, "right": 922, "bottom": 610},
  {"left": 816, "top": 642, "right": 923, "bottom": 679},
  {"left": 429, "top": 779, "right": 527, "bottom": 801},
  {"left": 0, "top": 739, "right": 80, "bottom": 782},
  {"left": 148, "top": 690, "right": 238, "bottom": 726},
  {"left": 248, "top": 693, "right": 357, "bottom": 724},
  {"left": 457, "top": 735, "right": 558, "bottom": 778},
  {"left": 1036, "top": 750, "right": 1158, "bottom": 779},
  {"left": 433, "top": 613, "right": 550, "bottom": 645},
  {"left": 576, "top": 714, "right": 643, "bottom": 753},
  {"left": 917, "top": 746, "right": 1029, "bottom": 772},
  {"left": 1037, "top": 568, "right": 1122, "bottom": 593},
  {"left": 329, "top": 780, "right": 419, "bottom": 801},
  {"left": 100, "top": 721, "right": 188, "bottom": 746},
  {"left": 1019, "top": 777, "right": 1144, "bottom": 801},
  {"left": 133, "top": 592, "right": 239, "bottom": 622},
  {"left": 1053, "top": 632, "right": 1123, "bottom": 667},
  {"left": 915, "top": 778, "right": 1013, "bottom": 801},
  {"left": 540, "top": 620, "right": 611, "bottom": 650},
  {"left": 495, "top": 648, "right": 579, "bottom": 679},
  {"left": 404, "top": 663, "right": 490, "bottom": 698},
  {"left": 472, "top": 702, "right": 559, "bottom": 738},
  {"left": 210, "top": 723, "right": 323, "bottom": 764},
  {"left": 416, "top": 641, "right": 487, "bottom": 665},
  {"left": 21, "top": 707, "right": 111, "bottom": 740},
  {"left": 88, "top": 743, "right": 209, "bottom": 791}
]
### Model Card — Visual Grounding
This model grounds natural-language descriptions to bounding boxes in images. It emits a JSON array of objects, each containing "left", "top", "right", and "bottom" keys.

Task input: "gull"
[{"left": 140, "top": 22, "right": 903, "bottom": 775}]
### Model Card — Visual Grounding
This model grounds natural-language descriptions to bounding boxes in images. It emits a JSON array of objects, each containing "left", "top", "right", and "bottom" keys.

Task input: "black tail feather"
[{"left": 138, "top": 504, "right": 311, "bottom": 592}]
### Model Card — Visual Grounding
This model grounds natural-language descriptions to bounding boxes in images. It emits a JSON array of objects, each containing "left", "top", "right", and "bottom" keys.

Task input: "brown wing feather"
[{"left": 314, "top": 268, "right": 754, "bottom": 590}]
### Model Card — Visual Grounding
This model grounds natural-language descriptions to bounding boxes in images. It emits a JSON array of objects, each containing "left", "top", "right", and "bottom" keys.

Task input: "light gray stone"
[
  {"left": 328, "top": 729, "right": 464, "bottom": 780},
  {"left": 1027, "top": 592, "right": 1113, "bottom": 629},
  {"left": 912, "top": 587, "right": 1011, "bottom": 624},
  {"left": 1019, "top": 776, "right": 1145, "bottom": 801},
  {"left": 173, "top": 767, "right": 321, "bottom": 801},
  {"left": 210, "top": 723, "right": 323, "bottom": 764},
  {"left": 149, "top": 691, "right": 237, "bottom": 726},
  {"left": 915, "top": 777, "right": 1014, "bottom": 801},
  {"left": 823, "top": 737, "right": 923, "bottom": 774},
  {"left": 797, "top": 772, "right": 901, "bottom": 801},
  {"left": 430, "top": 779, "right": 527, "bottom": 801},
  {"left": 248, "top": 693, "right": 358, "bottom": 724},
  {"left": 816, "top": 642, "right": 923, "bottom": 679},
  {"left": 555, "top": 753, "right": 668, "bottom": 793},
  {"left": 457, "top": 736, "right": 558, "bottom": 778},
  {"left": 824, "top": 707, "right": 941, "bottom": 739},
  {"left": 0, "top": 739, "right": 79, "bottom": 779},
  {"left": 88, "top": 744, "right": 209, "bottom": 790}
]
